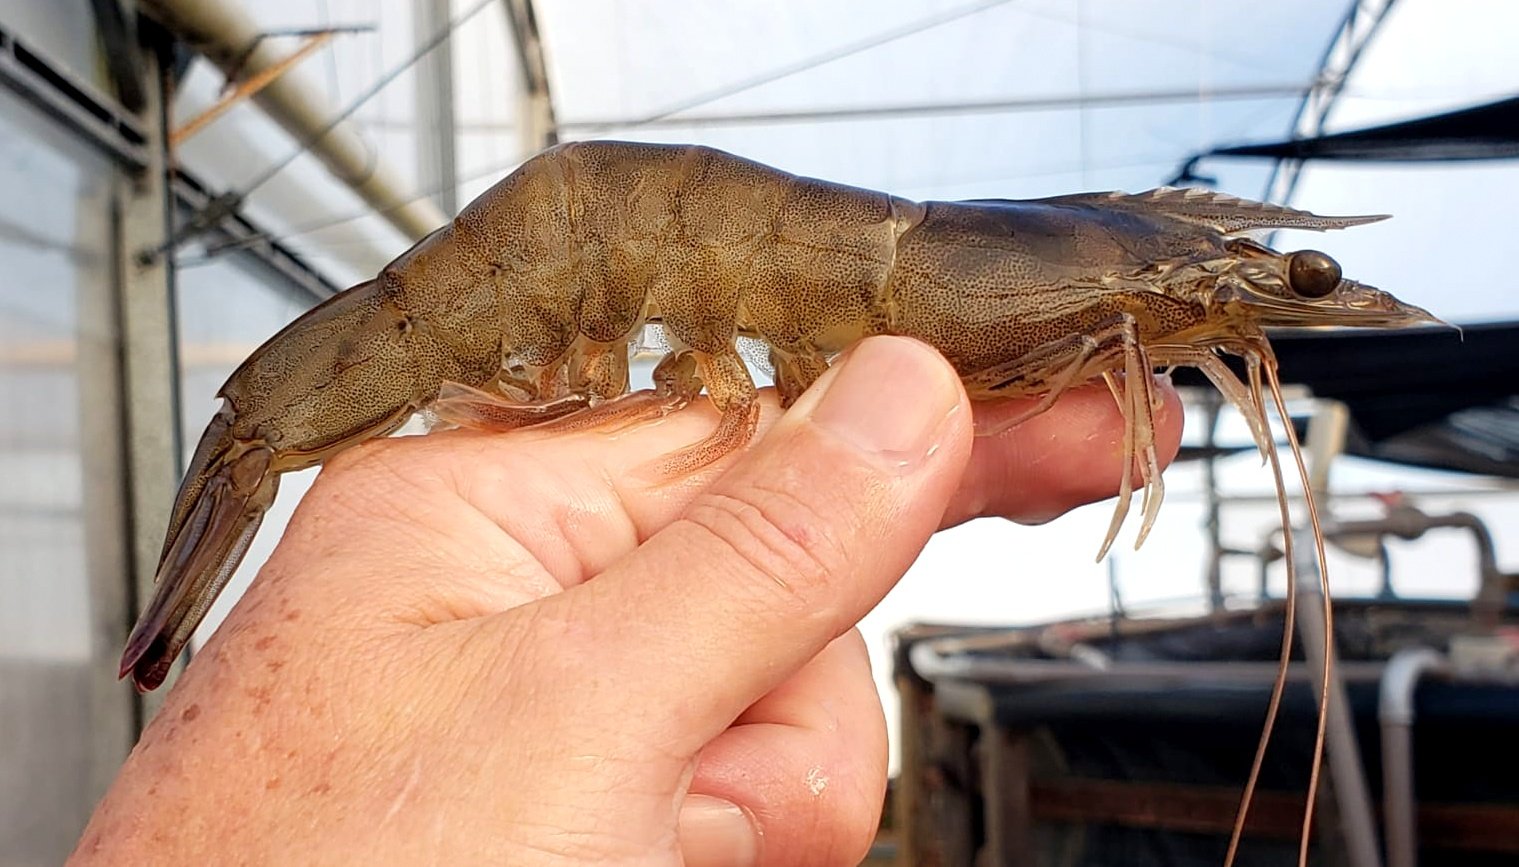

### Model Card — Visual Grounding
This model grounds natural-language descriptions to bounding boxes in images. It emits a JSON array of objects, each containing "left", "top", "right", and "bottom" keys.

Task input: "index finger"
[{"left": 484, "top": 336, "right": 974, "bottom": 754}]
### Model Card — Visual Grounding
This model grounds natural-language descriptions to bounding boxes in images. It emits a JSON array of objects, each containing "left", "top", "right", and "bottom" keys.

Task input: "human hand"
[{"left": 72, "top": 336, "right": 1180, "bottom": 866}]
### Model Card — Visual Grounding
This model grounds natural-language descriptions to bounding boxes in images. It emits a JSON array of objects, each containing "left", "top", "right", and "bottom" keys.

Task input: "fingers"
[
  {"left": 499, "top": 336, "right": 973, "bottom": 753},
  {"left": 944, "top": 375, "right": 1184, "bottom": 527},
  {"left": 281, "top": 346, "right": 1182, "bottom": 630},
  {"left": 680, "top": 630, "right": 886, "bottom": 867}
]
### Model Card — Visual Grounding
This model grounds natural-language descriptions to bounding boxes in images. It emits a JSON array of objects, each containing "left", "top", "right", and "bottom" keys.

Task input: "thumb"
[{"left": 543, "top": 335, "right": 974, "bottom": 754}]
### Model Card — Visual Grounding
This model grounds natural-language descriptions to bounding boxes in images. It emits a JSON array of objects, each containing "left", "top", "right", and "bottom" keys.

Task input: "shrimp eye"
[{"left": 1287, "top": 250, "right": 1342, "bottom": 299}]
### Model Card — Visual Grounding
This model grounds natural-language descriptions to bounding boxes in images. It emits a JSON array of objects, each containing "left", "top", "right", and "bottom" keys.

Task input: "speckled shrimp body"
[
  {"left": 125, "top": 139, "right": 1437, "bottom": 688},
  {"left": 123, "top": 138, "right": 1441, "bottom": 866}
]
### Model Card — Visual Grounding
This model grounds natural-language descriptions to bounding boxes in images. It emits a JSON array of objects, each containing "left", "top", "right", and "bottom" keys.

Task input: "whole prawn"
[{"left": 123, "top": 141, "right": 1438, "bottom": 864}]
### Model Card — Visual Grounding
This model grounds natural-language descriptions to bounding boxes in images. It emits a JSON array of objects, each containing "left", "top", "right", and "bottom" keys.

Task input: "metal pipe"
[
  {"left": 1379, "top": 647, "right": 1446, "bottom": 867},
  {"left": 908, "top": 640, "right": 1390, "bottom": 687},
  {"left": 1323, "top": 507, "right": 1508, "bottom": 626},
  {"left": 1294, "top": 539, "right": 1383, "bottom": 867},
  {"left": 1036, "top": 625, "right": 1113, "bottom": 670},
  {"left": 140, "top": 0, "right": 446, "bottom": 241},
  {"left": 1200, "top": 389, "right": 1225, "bottom": 611},
  {"left": 414, "top": 0, "right": 458, "bottom": 215},
  {"left": 1303, "top": 398, "right": 1350, "bottom": 499}
]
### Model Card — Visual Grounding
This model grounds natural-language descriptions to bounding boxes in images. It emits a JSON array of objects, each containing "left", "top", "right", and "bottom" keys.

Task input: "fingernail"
[
  {"left": 806, "top": 337, "right": 960, "bottom": 468},
  {"left": 679, "top": 795, "right": 759, "bottom": 867}
]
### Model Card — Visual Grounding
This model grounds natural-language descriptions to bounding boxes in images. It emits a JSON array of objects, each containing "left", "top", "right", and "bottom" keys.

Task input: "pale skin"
[{"left": 72, "top": 336, "right": 1180, "bottom": 867}]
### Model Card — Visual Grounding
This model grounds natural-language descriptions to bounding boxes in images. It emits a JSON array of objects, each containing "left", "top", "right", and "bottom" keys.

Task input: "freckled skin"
[{"left": 121, "top": 140, "right": 1439, "bottom": 692}]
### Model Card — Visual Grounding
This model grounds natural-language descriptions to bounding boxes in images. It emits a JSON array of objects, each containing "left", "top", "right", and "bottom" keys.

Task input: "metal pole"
[
  {"left": 1201, "top": 389, "right": 1225, "bottom": 611},
  {"left": 1304, "top": 399, "right": 1350, "bottom": 501},
  {"left": 1295, "top": 540, "right": 1383, "bottom": 867},
  {"left": 1380, "top": 648, "right": 1446, "bottom": 867},
  {"left": 503, "top": 0, "right": 557, "bottom": 152},
  {"left": 414, "top": 0, "right": 457, "bottom": 215},
  {"left": 115, "top": 39, "right": 183, "bottom": 719}
]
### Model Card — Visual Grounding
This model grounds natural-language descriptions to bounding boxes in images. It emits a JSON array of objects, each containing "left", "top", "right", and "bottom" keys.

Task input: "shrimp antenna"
[
  {"left": 1222, "top": 354, "right": 1299, "bottom": 867},
  {"left": 1265, "top": 364, "right": 1334, "bottom": 867},
  {"left": 1222, "top": 353, "right": 1334, "bottom": 867}
]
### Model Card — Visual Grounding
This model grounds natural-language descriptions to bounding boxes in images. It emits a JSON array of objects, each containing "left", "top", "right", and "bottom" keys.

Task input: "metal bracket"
[{"left": 169, "top": 28, "right": 352, "bottom": 147}]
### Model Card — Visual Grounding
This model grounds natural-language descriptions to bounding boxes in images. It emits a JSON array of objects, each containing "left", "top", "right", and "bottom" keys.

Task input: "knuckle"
[{"left": 681, "top": 485, "right": 852, "bottom": 621}]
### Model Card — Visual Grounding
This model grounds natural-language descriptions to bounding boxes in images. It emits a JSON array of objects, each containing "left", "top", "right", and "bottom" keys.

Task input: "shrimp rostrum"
[{"left": 126, "top": 140, "right": 1437, "bottom": 697}]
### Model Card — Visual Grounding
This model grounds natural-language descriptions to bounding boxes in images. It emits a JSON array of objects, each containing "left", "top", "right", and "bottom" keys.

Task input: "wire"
[
  {"left": 573, "top": 0, "right": 1288, "bottom": 133},
  {"left": 248, "top": 153, "right": 534, "bottom": 245},
  {"left": 562, "top": 82, "right": 1313, "bottom": 131},
  {"left": 234, "top": 0, "right": 498, "bottom": 200},
  {"left": 1015, "top": 1, "right": 1287, "bottom": 77},
  {"left": 585, "top": 0, "right": 1021, "bottom": 132}
]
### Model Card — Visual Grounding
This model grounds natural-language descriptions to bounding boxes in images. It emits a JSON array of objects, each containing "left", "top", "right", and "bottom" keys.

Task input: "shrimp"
[{"left": 123, "top": 140, "right": 1440, "bottom": 864}]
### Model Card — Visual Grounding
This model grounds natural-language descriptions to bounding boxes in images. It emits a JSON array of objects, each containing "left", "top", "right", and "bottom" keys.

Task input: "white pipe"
[
  {"left": 1294, "top": 541, "right": 1383, "bottom": 867},
  {"left": 141, "top": 0, "right": 447, "bottom": 241},
  {"left": 1379, "top": 647, "right": 1447, "bottom": 867}
]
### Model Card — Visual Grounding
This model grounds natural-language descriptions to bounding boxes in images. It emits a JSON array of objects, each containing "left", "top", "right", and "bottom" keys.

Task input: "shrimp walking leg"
[
  {"left": 958, "top": 316, "right": 1164, "bottom": 557},
  {"left": 569, "top": 340, "right": 633, "bottom": 400},
  {"left": 651, "top": 349, "right": 760, "bottom": 477},
  {"left": 960, "top": 316, "right": 1140, "bottom": 434},
  {"left": 431, "top": 383, "right": 592, "bottom": 431},
  {"left": 769, "top": 348, "right": 830, "bottom": 408},
  {"left": 541, "top": 350, "right": 703, "bottom": 434},
  {"left": 1101, "top": 323, "right": 1163, "bottom": 557}
]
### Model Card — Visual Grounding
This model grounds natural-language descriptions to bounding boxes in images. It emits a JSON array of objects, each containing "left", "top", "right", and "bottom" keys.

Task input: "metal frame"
[
  {"left": 88, "top": 0, "right": 147, "bottom": 111},
  {"left": 895, "top": 604, "right": 1519, "bottom": 865},
  {"left": 0, "top": 24, "right": 149, "bottom": 169},
  {"left": 561, "top": 82, "right": 1317, "bottom": 132},
  {"left": 172, "top": 172, "right": 340, "bottom": 302},
  {"left": 1, "top": 12, "right": 339, "bottom": 717},
  {"left": 139, "top": 0, "right": 446, "bottom": 241},
  {"left": 0, "top": 19, "right": 336, "bottom": 302},
  {"left": 414, "top": 0, "right": 458, "bottom": 215},
  {"left": 1262, "top": 0, "right": 1400, "bottom": 204},
  {"left": 0, "top": 6, "right": 158, "bottom": 831},
  {"left": 114, "top": 40, "right": 184, "bottom": 713}
]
